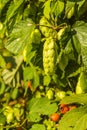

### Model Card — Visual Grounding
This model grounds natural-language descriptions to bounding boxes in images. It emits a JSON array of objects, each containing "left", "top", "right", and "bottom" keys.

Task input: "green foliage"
[
  {"left": 27, "top": 97, "right": 58, "bottom": 122},
  {"left": 60, "top": 93, "right": 87, "bottom": 105},
  {"left": 0, "top": 0, "right": 87, "bottom": 129}
]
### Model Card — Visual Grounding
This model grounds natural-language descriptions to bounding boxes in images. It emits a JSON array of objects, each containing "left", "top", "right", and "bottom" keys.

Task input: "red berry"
[
  {"left": 60, "top": 104, "right": 67, "bottom": 108},
  {"left": 50, "top": 113, "right": 60, "bottom": 122},
  {"left": 59, "top": 104, "right": 69, "bottom": 114}
]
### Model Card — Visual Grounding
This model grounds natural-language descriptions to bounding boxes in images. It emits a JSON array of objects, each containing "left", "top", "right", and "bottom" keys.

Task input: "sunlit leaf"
[
  {"left": 5, "top": 19, "right": 35, "bottom": 54},
  {"left": 58, "top": 105, "right": 87, "bottom": 130},
  {"left": 73, "top": 113, "right": 87, "bottom": 130},
  {"left": 30, "top": 124, "right": 46, "bottom": 130},
  {"left": 6, "top": 0, "right": 24, "bottom": 22},
  {"left": 27, "top": 97, "right": 58, "bottom": 122},
  {"left": 60, "top": 93, "right": 87, "bottom": 105},
  {"left": 44, "top": 0, "right": 51, "bottom": 19},
  {"left": 51, "top": 0, "right": 64, "bottom": 17},
  {"left": 0, "top": 55, "right": 6, "bottom": 68},
  {"left": 43, "top": 75, "right": 51, "bottom": 86}
]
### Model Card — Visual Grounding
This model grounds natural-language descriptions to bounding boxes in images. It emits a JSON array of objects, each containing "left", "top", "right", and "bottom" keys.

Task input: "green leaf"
[
  {"left": 30, "top": 124, "right": 46, "bottom": 130},
  {"left": 58, "top": 105, "right": 87, "bottom": 130},
  {"left": 43, "top": 75, "right": 51, "bottom": 86},
  {"left": 23, "top": 67, "right": 34, "bottom": 81},
  {"left": 76, "top": 72, "right": 87, "bottom": 94},
  {"left": 58, "top": 50, "right": 68, "bottom": 71},
  {"left": 67, "top": 67, "right": 82, "bottom": 78},
  {"left": 51, "top": 0, "right": 64, "bottom": 17},
  {"left": 73, "top": 21, "right": 87, "bottom": 44},
  {"left": 2, "top": 55, "right": 23, "bottom": 84},
  {"left": 0, "top": 55, "right": 6, "bottom": 68},
  {"left": 73, "top": 113, "right": 87, "bottom": 130},
  {"left": 0, "top": 81, "right": 5, "bottom": 95},
  {"left": 60, "top": 93, "right": 87, "bottom": 105},
  {"left": 25, "top": 44, "right": 36, "bottom": 64},
  {"left": 0, "top": 114, "right": 6, "bottom": 125},
  {"left": 72, "top": 33, "right": 81, "bottom": 54},
  {"left": 43, "top": 0, "right": 51, "bottom": 19},
  {"left": 65, "top": 1, "right": 75, "bottom": 16},
  {"left": 0, "top": 0, "right": 9, "bottom": 10},
  {"left": 5, "top": 19, "right": 35, "bottom": 54},
  {"left": 78, "top": 0, "right": 87, "bottom": 17},
  {"left": 77, "top": 0, "right": 86, "bottom": 10},
  {"left": 6, "top": 0, "right": 24, "bottom": 22},
  {"left": 73, "top": 21, "right": 87, "bottom": 69},
  {"left": 27, "top": 97, "right": 58, "bottom": 122},
  {"left": 24, "top": 65, "right": 39, "bottom": 88},
  {"left": 27, "top": 112, "right": 41, "bottom": 122},
  {"left": 32, "top": 68, "right": 40, "bottom": 88}
]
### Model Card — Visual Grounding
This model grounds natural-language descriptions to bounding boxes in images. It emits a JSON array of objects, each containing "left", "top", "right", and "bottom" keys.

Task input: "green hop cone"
[
  {"left": 55, "top": 90, "right": 66, "bottom": 100},
  {"left": 39, "top": 17, "right": 53, "bottom": 37},
  {"left": 46, "top": 89, "right": 54, "bottom": 99},
  {"left": 43, "top": 37, "right": 57, "bottom": 75},
  {"left": 30, "top": 29, "right": 41, "bottom": 44},
  {"left": 3, "top": 106, "right": 14, "bottom": 124},
  {"left": 57, "top": 27, "right": 66, "bottom": 41}
]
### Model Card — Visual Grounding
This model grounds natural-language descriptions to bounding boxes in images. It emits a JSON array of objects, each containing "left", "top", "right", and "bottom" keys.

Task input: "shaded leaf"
[
  {"left": 77, "top": 0, "right": 86, "bottom": 10},
  {"left": 73, "top": 21, "right": 87, "bottom": 69},
  {"left": 58, "top": 49, "right": 68, "bottom": 71},
  {"left": 78, "top": 0, "right": 87, "bottom": 17},
  {"left": 72, "top": 33, "right": 81, "bottom": 54},
  {"left": 0, "top": 114, "right": 6, "bottom": 125},
  {"left": 6, "top": 0, "right": 24, "bottom": 22},
  {"left": 2, "top": 55, "right": 23, "bottom": 84}
]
